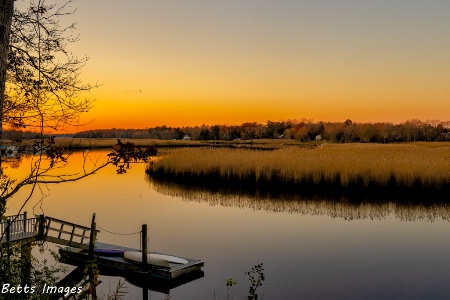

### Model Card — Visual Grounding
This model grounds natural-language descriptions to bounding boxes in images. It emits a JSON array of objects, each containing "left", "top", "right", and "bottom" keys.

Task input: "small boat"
[
  {"left": 123, "top": 251, "right": 189, "bottom": 268},
  {"left": 124, "top": 251, "right": 169, "bottom": 268},
  {"left": 151, "top": 253, "right": 189, "bottom": 265},
  {"left": 93, "top": 248, "right": 124, "bottom": 256}
]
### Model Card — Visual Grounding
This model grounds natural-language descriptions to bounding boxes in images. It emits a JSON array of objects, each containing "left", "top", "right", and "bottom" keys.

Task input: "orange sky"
[{"left": 16, "top": 0, "right": 450, "bottom": 132}]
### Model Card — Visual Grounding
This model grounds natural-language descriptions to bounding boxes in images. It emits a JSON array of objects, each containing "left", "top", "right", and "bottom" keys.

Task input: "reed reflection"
[{"left": 147, "top": 175, "right": 450, "bottom": 222}]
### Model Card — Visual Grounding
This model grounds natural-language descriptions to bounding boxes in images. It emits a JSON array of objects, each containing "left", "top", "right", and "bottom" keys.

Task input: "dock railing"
[
  {"left": 0, "top": 213, "right": 96, "bottom": 249},
  {"left": 0, "top": 212, "right": 38, "bottom": 244},
  {"left": 44, "top": 216, "right": 95, "bottom": 250}
]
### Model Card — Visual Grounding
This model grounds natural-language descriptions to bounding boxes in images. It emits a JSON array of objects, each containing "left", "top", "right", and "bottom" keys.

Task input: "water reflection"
[
  {"left": 6, "top": 151, "right": 450, "bottom": 299},
  {"left": 148, "top": 176, "right": 450, "bottom": 222},
  {"left": 60, "top": 255, "right": 204, "bottom": 295},
  {"left": 1, "top": 155, "right": 27, "bottom": 169}
]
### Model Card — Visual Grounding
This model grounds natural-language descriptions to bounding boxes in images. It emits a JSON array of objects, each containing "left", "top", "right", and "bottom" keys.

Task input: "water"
[{"left": 4, "top": 151, "right": 450, "bottom": 299}]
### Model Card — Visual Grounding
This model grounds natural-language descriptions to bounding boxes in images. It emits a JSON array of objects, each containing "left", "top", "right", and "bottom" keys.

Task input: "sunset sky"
[{"left": 17, "top": 0, "right": 450, "bottom": 131}]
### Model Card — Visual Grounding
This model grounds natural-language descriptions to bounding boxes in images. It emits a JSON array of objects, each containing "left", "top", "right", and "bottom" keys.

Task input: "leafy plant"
[
  {"left": 0, "top": 242, "right": 68, "bottom": 300},
  {"left": 108, "top": 139, "right": 157, "bottom": 174},
  {"left": 105, "top": 280, "right": 127, "bottom": 300},
  {"left": 220, "top": 264, "right": 265, "bottom": 300},
  {"left": 80, "top": 259, "right": 100, "bottom": 299},
  {"left": 245, "top": 263, "right": 265, "bottom": 300},
  {"left": 226, "top": 278, "right": 237, "bottom": 300}
]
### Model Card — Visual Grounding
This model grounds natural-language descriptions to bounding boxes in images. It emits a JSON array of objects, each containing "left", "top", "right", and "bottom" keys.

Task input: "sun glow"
[{"left": 21, "top": 0, "right": 450, "bottom": 132}]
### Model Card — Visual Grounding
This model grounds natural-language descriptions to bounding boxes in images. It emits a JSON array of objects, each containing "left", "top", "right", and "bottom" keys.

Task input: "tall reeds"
[{"left": 147, "top": 143, "right": 450, "bottom": 188}]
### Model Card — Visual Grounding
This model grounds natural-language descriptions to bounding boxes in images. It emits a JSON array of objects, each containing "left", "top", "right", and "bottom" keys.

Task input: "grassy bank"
[
  {"left": 4, "top": 137, "right": 307, "bottom": 150},
  {"left": 147, "top": 143, "right": 450, "bottom": 193}
]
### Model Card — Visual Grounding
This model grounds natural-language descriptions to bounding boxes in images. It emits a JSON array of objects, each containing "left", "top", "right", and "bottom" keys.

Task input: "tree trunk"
[{"left": 0, "top": 0, "right": 15, "bottom": 141}]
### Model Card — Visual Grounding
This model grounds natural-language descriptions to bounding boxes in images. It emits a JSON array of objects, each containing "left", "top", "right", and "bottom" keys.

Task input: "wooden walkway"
[
  {"left": 0, "top": 212, "right": 95, "bottom": 249},
  {"left": 0, "top": 212, "right": 204, "bottom": 290}
]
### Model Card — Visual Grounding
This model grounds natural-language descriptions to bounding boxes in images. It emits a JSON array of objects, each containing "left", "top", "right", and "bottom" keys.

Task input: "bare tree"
[
  {"left": 5, "top": 0, "right": 97, "bottom": 131},
  {"left": 0, "top": 0, "right": 15, "bottom": 140},
  {"left": 0, "top": 0, "right": 94, "bottom": 214},
  {"left": 0, "top": 2, "right": 155, "bottom": 298}
]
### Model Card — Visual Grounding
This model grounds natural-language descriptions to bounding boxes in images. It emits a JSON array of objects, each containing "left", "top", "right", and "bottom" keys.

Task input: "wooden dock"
[
  {"left": 59, "top": 242, "right": 204, "bottom": 280},
  {"left": 1, "top": 212, "right": 204, "bottom": 292}
]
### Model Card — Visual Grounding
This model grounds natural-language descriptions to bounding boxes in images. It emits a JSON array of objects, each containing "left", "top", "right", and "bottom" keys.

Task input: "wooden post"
[
  {"left": 69, "top": 225, "right": 76, "bottom": 243},
  {"left": 81, "top": 229, "right": 86, "bottom": 244},
  {"left": 21, "top": 243, "right": 31, "bottom": 286},
  {"left": 143, "top": 288, "right": 149, "bottom": 300},
  {"left": 38, "top": 215, "right": 45, "bottom": 238},
  {"left": 88, "top": 213, "right": 96, "bottom": 257},
  {"left": 6, "top": 219, "right": 11, "bottom": 242},
  {"left": 86, "top": 214, "right": 98, "bottom": 299},
  {"left": 142, "top": 224, "right": 148, "bottom": 272},
  {"left": 23, "top": 211, "right": 27, "bottom": 233},
  {"left": 57, "top": 223, "right": 64, "bottom": 239}
]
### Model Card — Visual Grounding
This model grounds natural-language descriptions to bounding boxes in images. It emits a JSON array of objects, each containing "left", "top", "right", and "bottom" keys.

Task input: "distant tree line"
[
  {"left": 72, "top": 119, "right": 450, "bottom": 143},
  {"left": 2, "top": 129, "right": 46, "bottom": 140}
]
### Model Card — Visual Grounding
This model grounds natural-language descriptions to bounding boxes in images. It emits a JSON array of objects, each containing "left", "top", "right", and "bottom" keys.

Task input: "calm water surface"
[{"left": 5, "top": 151, "right": 450, "bottom": 299}]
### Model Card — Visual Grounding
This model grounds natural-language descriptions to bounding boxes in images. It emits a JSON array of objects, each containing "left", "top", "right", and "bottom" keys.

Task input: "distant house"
[{"left": 182, "top": 135, "right": 191, "bottom": 140}]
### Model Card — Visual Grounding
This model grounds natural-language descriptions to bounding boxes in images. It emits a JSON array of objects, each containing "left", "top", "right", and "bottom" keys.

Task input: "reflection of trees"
[
  {"left": 1, "top": 155, "right": 25, "bottom": 169},
  {"left": 147, "top": 176, "right": 450, "bottom": 222}
]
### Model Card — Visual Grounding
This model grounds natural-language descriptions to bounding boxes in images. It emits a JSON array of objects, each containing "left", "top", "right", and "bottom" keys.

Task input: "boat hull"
[{"left": 124, "top": 250, "right": 170, "bottom": 268}]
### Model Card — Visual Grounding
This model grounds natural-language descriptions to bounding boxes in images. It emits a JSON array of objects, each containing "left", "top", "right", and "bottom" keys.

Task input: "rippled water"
[{"left": 5, "top": 151, "right": 450, "bottom": 299}]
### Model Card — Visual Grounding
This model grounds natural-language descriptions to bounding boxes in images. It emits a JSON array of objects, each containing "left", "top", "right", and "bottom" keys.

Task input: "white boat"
[
  {"left": 151, "top": 253, "right": 189, "bottom": 265},
  {"left": 123, "top": 251, "right": 188, "bottom": 268}
]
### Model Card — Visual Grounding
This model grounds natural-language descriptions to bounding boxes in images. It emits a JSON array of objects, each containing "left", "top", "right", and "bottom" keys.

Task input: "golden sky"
[{"left": 17, "top": 0, "right": 450, "bottom": 131}]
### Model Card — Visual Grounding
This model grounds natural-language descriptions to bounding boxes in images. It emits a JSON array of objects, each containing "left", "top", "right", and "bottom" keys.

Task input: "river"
[{"left": 4, "top": 150, "right": 450, "bottom": 299}]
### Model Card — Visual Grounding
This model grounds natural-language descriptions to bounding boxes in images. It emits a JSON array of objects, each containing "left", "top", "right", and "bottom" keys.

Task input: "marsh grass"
[{"left": 147, "top": 143, "right": 450, "bottom": 190}]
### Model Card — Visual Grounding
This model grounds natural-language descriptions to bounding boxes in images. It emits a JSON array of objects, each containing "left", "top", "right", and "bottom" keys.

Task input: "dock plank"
[
  {"left": 59, "top": 241, "right": 204, "bottom": 281},
  {"left": 0, "top": 232, "right": 37, "bottom": 246}
]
